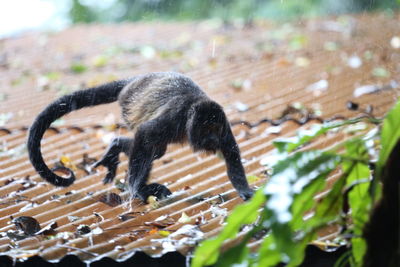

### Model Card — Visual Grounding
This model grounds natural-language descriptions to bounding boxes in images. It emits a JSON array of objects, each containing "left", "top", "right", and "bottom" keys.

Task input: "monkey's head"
[{"left": 187, "top": 101, "right": 227, "bottom": 153}]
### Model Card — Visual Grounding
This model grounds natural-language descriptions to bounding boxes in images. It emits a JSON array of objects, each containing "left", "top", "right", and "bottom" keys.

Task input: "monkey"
[{"left": 28, "top": 72, "right": 254, "bottom": 202}]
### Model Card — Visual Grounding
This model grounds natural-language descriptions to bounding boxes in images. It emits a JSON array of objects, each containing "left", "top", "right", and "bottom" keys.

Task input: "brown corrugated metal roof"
[{"left": 0, "top": 13, "right": 399, "bottom": 263}]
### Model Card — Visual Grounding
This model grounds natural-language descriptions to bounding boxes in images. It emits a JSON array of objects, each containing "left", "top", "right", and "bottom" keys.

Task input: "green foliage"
[
  {"left": 193, "top": 98, "right": 400, "bottom": 267},
  {"left": 377, "top": 100, "right": 400, "bottom": 176},
  {"left": 70, "top": 62, "right": 88, "bottom": 74},
  {"left": 69, "top": 0, "right": 97, "bottom": 23},
  {"left": 342, "top": 141, "right": 371, "bottom": 265},
  {"left": 67, "top": 0, "right": 400, "bottom": 24},
  {"left": 273, "top": 118, "right": 379, "bottom": 154}
]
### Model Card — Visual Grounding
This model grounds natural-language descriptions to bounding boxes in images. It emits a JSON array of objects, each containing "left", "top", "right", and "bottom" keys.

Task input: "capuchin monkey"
[{"left": 28, "top": 72, "right": 254, "bottom": 202}]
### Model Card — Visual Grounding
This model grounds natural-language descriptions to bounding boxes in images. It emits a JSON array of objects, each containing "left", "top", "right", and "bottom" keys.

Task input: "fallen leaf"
[
  {"left": 70, "top": 62, "right": 88, "bottom": 74},
  {"left": 289, "top": 35, "right": 308, "bottom": 50},
  {"left": 390, "top": 36, "right": 400, "bottom": 49},
  {"left": 144, "top": 216, "right": 175, "bottom": 228},
  {"left": 372, "top": 67, "right": 389, "bottom": 78},
  {"left": 92, "top": 55, "right": 108, "bottom": 68},
  {"left": 347, "top": 55, "right": 362, "bottom": 68},
  {"left": 295, "top": 57, "right": 310, "bottom": 67},
  {"left": 76, "top": 225, "right": 91, "bottom": 235},
  {"left": 98, "top": 193, "right": 123, "bottom": 207},
  {"left": 246, "top": 175, "right": 261, "bottom": 183},
  {"left": 0, "top": 93, "right": 8, "bottom": 102},
  {"left": 59, "top": 155, "right": 77, "bottom": 171},
  {"left": 148, "top": 228, "right": 158, "bottom": 235},
  {"left": 11, "top": 216, "right": 41, "bottom": 236},
  {"left": 67, "top": 215, "right": 82, "bottom": 222},
  {"left": 234, "top": 102, "right": 249, "bottom": 112},
  {"left": 35, "top": 221, "right": 58, "bottom": 236},
  {"left": 92, "top": 227, "right": 103, "bottom": 235},
  {"left": 178, "top": 212, "right": 191, "bottom": 224},
  {"left": 77, "top": 153, "right": 97, "bottom": 174},
  {"left": 324, "top": 41, "right": 339, "bottom": 51},
  {"left": 147, "top": 195, "right": 160, "bottom": 209},
  {"left": 158, "top": 230, "right": 171, "bottom": 237}
]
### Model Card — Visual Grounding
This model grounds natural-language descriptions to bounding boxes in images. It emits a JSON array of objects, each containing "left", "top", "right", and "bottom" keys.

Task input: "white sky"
[{"left": 0, "top": 0, "right": 69, "bottom": 37}]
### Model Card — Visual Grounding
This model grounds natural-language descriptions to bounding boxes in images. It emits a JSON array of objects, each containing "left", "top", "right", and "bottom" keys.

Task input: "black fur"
[
  {"left": 28, "top": 79, "right": 131, "bottom": 187},
  {"left": 28, "top": 72, "right": 253, "bottom": 202}
]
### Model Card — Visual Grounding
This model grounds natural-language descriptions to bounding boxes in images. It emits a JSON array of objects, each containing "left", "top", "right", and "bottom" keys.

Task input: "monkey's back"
[{"left": 118, "top": 72, "right": 207, "bottom": 131}]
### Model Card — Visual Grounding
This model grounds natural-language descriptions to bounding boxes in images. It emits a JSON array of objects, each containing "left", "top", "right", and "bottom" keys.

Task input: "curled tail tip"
[{"left": 49, "top": 166, "right": 76, "bottom": 187}]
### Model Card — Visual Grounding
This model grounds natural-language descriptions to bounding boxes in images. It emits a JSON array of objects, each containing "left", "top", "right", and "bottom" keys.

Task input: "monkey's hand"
[
  {"left": 239, "top": 188, "right": 254, "bottom": 201},
  {"left": 92, "top": 157, "right": 119, "bottom": 184},
  {"left": 136, "top": 183, "right": 172, "bottom": 203}
]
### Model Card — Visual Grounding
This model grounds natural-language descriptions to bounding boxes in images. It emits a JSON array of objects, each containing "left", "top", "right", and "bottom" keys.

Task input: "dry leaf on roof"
[
  {"left": 178, "top": 212, "right": 191, "bottom": 224},
  {"left": 58, "top": 155, "right": 77, "bottom": 171},
  {"left": 76, "top": 224, "right": 92, "bottom": 235},
  {"left": 11, "top": 216, "right": 41, "bottom": 236},
  {"left": 144, "top": 215, "right": 175, "bottom": 228},
  {"left": 77, "top": 153, "right": 97, "bottom": 174},
  {"left": 98, "top": 193, "right": 123, "bottom": 207},
  {"left": 35, "top": 221, "right": 58, "bottom": 236}
]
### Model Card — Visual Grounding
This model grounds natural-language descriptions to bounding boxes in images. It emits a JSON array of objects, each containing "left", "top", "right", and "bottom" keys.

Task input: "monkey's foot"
[
  {"left": 137, "top": 183, "right": 172, "bottom": 203},
  {"left": 92, "top": 157, "right": 119, "bottom": 184},
  {"left": 238, "top": 188, "right": 254, "bottom": 201}
]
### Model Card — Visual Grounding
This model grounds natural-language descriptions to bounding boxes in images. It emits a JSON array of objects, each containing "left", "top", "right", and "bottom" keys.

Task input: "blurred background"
[{"left": 1, "top": 0, "right": 399, "bottom": 38}]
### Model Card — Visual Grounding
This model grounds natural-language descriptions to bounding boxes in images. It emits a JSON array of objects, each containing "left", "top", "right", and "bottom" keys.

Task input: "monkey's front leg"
[
  {"left": 127, "top": 124, "right": 170, "bottom": 202},
  {"left": 221, "top": 130, "right": 254, "bottom": 200},
  {"left": 93, "top": 136, "right": 132, "bottom": 184}
]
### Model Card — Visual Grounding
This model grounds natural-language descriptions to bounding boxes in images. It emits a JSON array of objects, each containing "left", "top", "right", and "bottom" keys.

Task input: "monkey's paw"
[
  {"left": 239, "top": 188, "right": 254, "bottom": 201},
  {"left": 137, "top": 183, "right": 172, "bottom": 203},
  {"left": 92, "top": 158, "right": 119, "bottom": 184}
]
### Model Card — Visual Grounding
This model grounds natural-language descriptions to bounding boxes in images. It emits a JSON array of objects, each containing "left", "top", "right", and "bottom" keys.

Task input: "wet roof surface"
[{"left": 0, "top": 13, "right": 399, "bottom": 263}]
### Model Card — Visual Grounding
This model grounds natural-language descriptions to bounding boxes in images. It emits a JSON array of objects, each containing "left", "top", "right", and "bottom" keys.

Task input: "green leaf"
[
  {"left": 273, "top": 121, "right": 357, "bottom": 154},
  {"left": 257, "top": 228, "right": 314, "bottom": 267},
  {"left": 92, "top": 55, "right": 108, "bottom": 68},
  {"left": 377, "top": 99, "right": 400, "bottom": 175},
  {"left": 0, "top": 93, "right": 8, "bottom": 102},
  {"left": 324, "top": 41, "right": 339, "bottom": 51},
  {"left": 305, "top": 174, "right": 347, "bottom": 230},
  {"left": 372, "top": 67, "right": 390, "bottom": 78},
  {"left": 265, "top": 150, "right": 339, "bottom": 224},
  {"left": 70, "top": 62, "right": 88, "bottom": 74},
  {"left": 273, "top": 118, "right": 381, "bottom": 155},
  {"left": 247, "top": 175, "right": 262, "bottom": 184},
  {"left": 192, "top": 189, "right": 266, "bottom": 267},
  {"left": 342, "top": 140, "right": 371, "bottom": 266},
  {"left": 258, "top": 151, "right": 339, "bottom": 265},
  {"left": 45, "top": 71, "right": 61, "bottom": 80},
  {"left": 351, "top": 237, "right": 367, "bottom": 265},
  {"left": 344, "top": 157, "right": 371, "bottom": 234},
  {"left": 215, "top": 239, "right": 250, "bottom": 267},
  {"left": 289, "top": 34, "right": 308, "bottom": 50},
  {"left": 290, "top": 177, "right": 326, "bottom": 229},
  {"left": 215, "top": 219, "right": 271, "bottom": 267},
  {"left": 326, "top": 138, "right": 371, "bottom": 266},
  {"left": 256, "top": 234, "right": 282, "bottom": 267},
  {"left": 273, "top": 124, "right": 327, "bottom": 153}
]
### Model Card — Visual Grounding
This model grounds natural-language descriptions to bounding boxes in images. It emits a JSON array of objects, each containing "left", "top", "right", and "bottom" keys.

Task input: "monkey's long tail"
[{"left": 28, "top": 79, "right": 131, "bottom": 187}]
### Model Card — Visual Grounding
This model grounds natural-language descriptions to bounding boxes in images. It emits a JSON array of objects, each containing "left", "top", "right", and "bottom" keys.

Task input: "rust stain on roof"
[{"left": 0, "top": 13, "right": 399, "bottom": 263}]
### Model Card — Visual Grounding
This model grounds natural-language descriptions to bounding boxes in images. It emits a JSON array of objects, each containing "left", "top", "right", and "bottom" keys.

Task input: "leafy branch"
[{"left": 193, "top": 99, "right": 400, "bottom": 267}]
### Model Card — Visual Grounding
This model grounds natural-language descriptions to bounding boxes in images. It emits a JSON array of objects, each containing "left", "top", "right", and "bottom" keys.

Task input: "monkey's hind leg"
[
  {"left": 93, "top": 136, "right": 132, "bottom": 184},
  {"left": 127, "top": 119, "right": 171, "bottom": 202}
]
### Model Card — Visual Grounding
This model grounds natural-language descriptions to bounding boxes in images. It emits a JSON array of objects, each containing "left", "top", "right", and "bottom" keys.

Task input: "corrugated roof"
[{"left": 0, "top": 13, "right": 399, "bottom": 264}]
